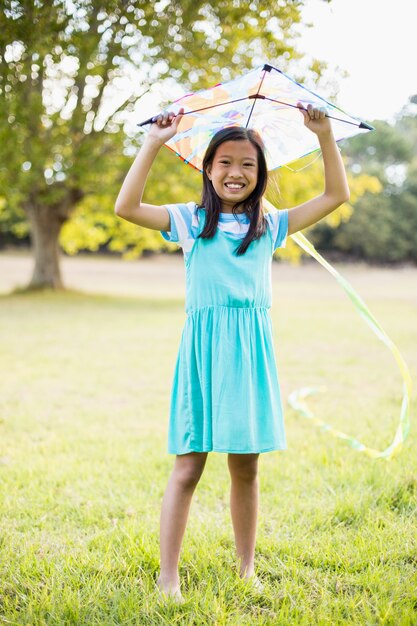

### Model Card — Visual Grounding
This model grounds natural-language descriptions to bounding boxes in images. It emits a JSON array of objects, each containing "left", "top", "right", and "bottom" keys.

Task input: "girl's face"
[{"left": 206, "top": 140, "right": 258, "bottom": 212}]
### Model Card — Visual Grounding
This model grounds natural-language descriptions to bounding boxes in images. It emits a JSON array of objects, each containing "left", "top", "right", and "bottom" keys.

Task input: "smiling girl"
[{"left": 115, "top": 104, "right": 349, "bottom": 601}]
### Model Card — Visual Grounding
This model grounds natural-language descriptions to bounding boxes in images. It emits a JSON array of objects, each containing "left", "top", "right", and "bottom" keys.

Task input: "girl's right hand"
[{"left": 148, "top": 107, "right": 185, "bottom": 144}]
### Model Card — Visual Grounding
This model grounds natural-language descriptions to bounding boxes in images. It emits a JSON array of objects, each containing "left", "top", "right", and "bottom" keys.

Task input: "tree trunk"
[{"left": 26, "top": 205, "right": 66, "bottom": 290}]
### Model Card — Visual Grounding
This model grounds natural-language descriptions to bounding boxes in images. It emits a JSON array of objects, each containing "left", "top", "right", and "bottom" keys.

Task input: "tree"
[
  {"left": 1, "top": 0, "right": 309, "bottom": 289},
  {"left": 266, "top": 151, "right": 381, "bottom": 264},
  {"left": 310, "top": 99, "right": 417, "bottom": 263}
]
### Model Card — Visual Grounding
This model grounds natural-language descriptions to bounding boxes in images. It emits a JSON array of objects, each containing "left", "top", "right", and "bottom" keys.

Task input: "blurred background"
[{"left": 1, "top": 0, "right": 417, "bottom": 292}]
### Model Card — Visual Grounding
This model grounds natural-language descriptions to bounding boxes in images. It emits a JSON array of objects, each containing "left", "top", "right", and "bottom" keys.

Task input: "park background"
[{"left": 1, "top": 1, "right": 416, "bottom": 624}]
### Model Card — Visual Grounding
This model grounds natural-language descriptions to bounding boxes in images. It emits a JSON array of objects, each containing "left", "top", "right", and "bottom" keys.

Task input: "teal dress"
[{"left": 161, "top": 203, "right": 288, "bottom": 455}]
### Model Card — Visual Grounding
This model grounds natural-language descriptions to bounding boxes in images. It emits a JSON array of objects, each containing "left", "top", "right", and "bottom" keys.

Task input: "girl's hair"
[{"left": 197, "top": 126, "right": 268, "bottom": 256}]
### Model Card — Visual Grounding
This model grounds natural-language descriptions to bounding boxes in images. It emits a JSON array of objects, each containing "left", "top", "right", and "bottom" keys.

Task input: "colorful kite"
[
  {"left": 139, "top": 64, "right": 411, "bottom": 459},
  {"left": 138, "top": 63, "right": 374, "bottom": 172}
]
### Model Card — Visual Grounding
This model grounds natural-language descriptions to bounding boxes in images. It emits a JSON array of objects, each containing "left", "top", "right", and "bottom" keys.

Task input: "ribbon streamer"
[{"left": 264, "top": 198, "right": 412, "bottom": 459}]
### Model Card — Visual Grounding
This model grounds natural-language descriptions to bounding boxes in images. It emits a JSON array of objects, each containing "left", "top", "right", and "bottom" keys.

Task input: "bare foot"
[
  {"left": 240, "top": 573, "right": 265, "bottom": 593},
  {"left": 156, "top": 575, "right": 185, "bottom": 603}
]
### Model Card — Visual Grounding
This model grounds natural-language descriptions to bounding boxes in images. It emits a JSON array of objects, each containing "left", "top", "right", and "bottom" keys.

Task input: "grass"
[{"left": 0, "top": 256, "right": 416, "bottom": 625}]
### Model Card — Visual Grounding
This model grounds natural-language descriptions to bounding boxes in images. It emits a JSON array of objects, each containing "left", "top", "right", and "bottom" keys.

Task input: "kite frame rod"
[
  {"left": 137, "top": 97, "right": 250, "bottom": 126},
  {"left": 260, "top": 96, "right": 373, "bottom": 129},
  {"left": 137, "top": 96, "right": 374, "bottom": 131}
]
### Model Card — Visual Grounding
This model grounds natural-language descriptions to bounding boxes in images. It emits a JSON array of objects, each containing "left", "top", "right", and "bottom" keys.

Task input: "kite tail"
[{"left": 263, "top": 198, "right": 412, "bottom": 460}]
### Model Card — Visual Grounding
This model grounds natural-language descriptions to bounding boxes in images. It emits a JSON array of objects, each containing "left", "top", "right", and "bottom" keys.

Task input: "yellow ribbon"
[{"left": 264, "top": 198, "right": 412, "bottom": 459}]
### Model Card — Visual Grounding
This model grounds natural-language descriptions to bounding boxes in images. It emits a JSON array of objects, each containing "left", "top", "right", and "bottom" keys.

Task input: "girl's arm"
[
  {"left": 287, "top": 104, "right": 350, "bottom": 236},
  {"left": 114, "top": 108, "right": 184, "bottom": 230}
]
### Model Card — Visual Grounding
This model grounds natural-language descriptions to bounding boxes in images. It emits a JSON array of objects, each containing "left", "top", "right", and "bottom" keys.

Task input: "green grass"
[{"left": 0, "top": 260, "right": 416, "bottom": 625}]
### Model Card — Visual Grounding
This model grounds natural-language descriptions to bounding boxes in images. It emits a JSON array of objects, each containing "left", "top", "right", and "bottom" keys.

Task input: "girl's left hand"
[{"left": 297, "top": 102, "right": 332, "bottom": 136}]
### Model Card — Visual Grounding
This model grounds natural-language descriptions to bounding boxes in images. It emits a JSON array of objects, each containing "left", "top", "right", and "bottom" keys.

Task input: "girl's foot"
[
  {"left": 156, "top": 575, "right": 185, "bottom": 603},
  {"left": 240, "top": 573, "right": 265, "bottom": 593},
  {"left": 248, "top": 575, "right": 265, "bottom": 592}
]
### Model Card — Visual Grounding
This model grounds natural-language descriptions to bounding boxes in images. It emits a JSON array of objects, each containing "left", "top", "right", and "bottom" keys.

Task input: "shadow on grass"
[{"left": 1, "top": 285, "right": 185, "bottom": 310}]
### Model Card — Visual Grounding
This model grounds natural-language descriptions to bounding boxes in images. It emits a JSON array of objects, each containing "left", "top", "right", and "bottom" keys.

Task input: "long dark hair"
[{"left": 197, "top": 126, "right": 268, "bottom": 256}]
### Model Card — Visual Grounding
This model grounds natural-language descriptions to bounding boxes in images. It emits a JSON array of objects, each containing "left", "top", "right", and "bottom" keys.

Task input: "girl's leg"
[
  {"left": 227, "top": 453, "right": 260, "bottom": 578},
  {"left": 157, "top": 451, "right": 208, "bottom": 596}
]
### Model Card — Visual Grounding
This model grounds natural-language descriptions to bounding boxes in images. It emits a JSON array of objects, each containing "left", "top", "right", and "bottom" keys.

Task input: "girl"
[{"left": 115, "top": 103, "right": 349, "bottom": 602}]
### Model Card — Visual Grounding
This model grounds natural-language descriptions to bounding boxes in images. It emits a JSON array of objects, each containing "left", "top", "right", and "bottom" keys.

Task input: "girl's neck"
[{"left": 220, "top": 205, "right": 245, "bottom": 214}]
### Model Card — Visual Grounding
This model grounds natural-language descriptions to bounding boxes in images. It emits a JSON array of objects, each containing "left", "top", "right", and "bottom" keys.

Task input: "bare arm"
[
  {"left": 114, "top": 108, "right": 184, "bottom": 231},
  {"left": 287, "top": 104, "right": 350, "bottom": 236}
]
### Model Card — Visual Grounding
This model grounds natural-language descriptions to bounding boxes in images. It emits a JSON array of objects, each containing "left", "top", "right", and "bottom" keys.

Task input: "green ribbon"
[{"left": 264, "top": 199, "right": 412, "bottom": 459}]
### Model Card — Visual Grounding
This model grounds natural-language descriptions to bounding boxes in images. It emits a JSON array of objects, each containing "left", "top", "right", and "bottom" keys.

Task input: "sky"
[{"left": 296, "top": 0, "right": 417, "bottom": 122}]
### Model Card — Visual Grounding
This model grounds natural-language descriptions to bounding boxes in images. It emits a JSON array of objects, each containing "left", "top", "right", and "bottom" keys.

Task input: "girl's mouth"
[{"left": 224, "top": 183, "right": 245, "bottom": 190}]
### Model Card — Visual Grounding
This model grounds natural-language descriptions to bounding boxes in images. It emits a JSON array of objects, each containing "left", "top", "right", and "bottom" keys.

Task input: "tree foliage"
[
  {"left": 310, "top": 98, "right": 417, "bottom": 263},
  {"left": 2, "top": 0, "right": 408, "bottom": 278},
  {"left": 265, "top": 151, "right": 381, "bottom": 264},
  {"left": 1, "top": 0, "right": 314, "bottom": 287}
]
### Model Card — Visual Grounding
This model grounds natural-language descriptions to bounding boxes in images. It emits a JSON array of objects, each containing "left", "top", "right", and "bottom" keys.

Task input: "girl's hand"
[
  {"left": 297, "top": 102, "right": 332, "bottom": 137},
  {"left": 148, "top": 107, "right": 185, "bottom": 144}
]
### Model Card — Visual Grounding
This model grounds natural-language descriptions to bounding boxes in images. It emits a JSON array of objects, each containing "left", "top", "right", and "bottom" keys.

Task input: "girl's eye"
[
  {"left": 219, "top": 160, "right": 229, "bottom": 165},
  {"left": 244, "top": 163, "right": 254, "bottom": 167}
]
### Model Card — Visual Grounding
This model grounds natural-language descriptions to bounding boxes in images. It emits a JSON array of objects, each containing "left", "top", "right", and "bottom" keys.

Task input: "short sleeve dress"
[{"left": 160, "top": 201, "right": 289, "bottom": 455}]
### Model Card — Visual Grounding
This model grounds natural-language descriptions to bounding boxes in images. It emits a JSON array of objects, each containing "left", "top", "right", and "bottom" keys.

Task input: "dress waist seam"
[{"left": 186, "top": 304, "right": 270, "bottom": 314}]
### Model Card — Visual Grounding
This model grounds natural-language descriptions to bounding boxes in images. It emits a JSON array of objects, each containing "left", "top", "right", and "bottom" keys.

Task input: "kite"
[
  {"left": 139, "top": 63, "right": 411, "bottom": 460},
  {"left": 138, "top": 63, "right": 374, "bottom": 172}
]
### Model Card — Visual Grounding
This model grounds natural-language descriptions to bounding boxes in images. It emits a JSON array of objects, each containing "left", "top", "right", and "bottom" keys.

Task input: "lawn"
[{"left": 0, "top": 252, "right": 416, "bottom": 625}]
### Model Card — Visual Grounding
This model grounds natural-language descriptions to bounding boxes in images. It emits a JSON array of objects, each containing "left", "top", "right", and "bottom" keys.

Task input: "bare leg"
[
  {"left": 157, "top": 452, "right": 208, "bottom": 599},
  {"left": 227, "top": 453, "right": 260, "bottom": 579}
]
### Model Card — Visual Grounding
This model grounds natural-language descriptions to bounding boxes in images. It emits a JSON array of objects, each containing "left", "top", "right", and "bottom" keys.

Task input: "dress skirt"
[{"left": 168, "top": 305, "right": 287, "bottom": 454}]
